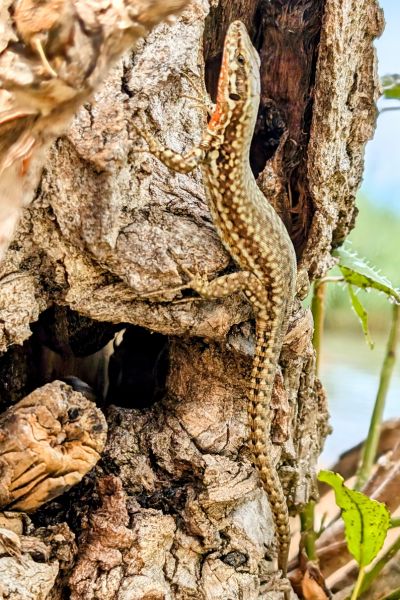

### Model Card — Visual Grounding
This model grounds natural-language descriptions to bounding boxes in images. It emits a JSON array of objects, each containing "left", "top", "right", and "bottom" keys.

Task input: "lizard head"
[{"left": 216, "top": 20, "right": 260, "bottom": 112}]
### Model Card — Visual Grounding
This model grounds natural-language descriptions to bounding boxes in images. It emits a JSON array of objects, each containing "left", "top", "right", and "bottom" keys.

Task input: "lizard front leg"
[{"left": 133, "top": 114, "right": 213, "bottom": 174}]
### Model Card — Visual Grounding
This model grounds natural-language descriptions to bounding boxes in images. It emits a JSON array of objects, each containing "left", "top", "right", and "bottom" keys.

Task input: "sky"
[{"left": 361, "top": 0, "right": 400, "bottom": 210}]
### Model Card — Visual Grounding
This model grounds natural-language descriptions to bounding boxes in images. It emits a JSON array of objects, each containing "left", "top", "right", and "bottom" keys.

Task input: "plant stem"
[
  {"left": 318, "top": 276, "right": 345, "bottom": 284},
  {"left": 299, "top": 282, "right": 328, "bottom": 560},
  {"left": 391, "top": 517, "right": 400, "bottom": 529},
  {"left": 360, "top": 533, "right": 400, "bottom": 595},
  {"left": 355, "top": 304, "right": 400, "bottom": 490},
  {"left": 380, "top": 106, "right": 400, "bottom": 113},
  {"left": 380, "top": 587, "right": 400, "bottom": 600},
  {"left": 311, "top": 280, "right": 326, "bottom": 376},
  {"left": 300, "top": 501, "right": 317, "bottom": 560},
  {"left": 351, "top": 566, "right": 365, "bottom": 600}
]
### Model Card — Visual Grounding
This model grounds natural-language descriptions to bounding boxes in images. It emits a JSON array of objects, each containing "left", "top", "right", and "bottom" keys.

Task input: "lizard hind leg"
[{"left": 185, "top": 269, "right": 265, "bottom": 303}]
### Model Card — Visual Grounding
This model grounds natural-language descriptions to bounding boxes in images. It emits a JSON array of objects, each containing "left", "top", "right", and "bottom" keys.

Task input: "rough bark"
[{"left": 0, "top": 0, "right": 383, "bottom": 598}]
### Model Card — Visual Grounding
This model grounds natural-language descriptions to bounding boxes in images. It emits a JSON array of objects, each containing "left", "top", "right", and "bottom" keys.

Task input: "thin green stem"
[
  {"left": 351, "top": 566, "right": 365, "bottom": 600},
  {"left": 380, "top": 587, "right": 400, "bottom": 600},
  {"left": 318, "top": 275, "right": 345, "bottom": 284},
  {"left": 311, "top": 280, "right": 327, "bottom": 376},
  {"left": 390, "top": 517, "right": 400, "bottom": 529},
  {"left": 300, "top": 501, "right": 317, "bottom": 560},
  {"left": 360, "top": 533, "right": 400, "bottom": 594},
  {"left": 355, "top": 305, "right": 400, "bottom": 490},
  {"left": 299, "top": 282, "right": 328, "bottom": 560}
]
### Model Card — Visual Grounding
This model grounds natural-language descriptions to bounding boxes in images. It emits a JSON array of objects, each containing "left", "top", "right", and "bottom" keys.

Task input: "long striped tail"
[{"left": 248, "top": 318, "right": 290, "bottom": 575}]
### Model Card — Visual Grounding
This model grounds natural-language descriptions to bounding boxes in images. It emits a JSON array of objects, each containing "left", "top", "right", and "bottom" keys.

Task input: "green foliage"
[
  {"left": 347, "top": 284, "right": 374, "bottom": 348},
  {"left": 348, "top": 198, "right": 400, "bottom": 286},
  {"left": 334, "top": 247, "right": 400, "bottom": 303},
  {"left": 381, "top": 74, "right": 400, "bottom": 100},
  {"left": 327, "top": 246, "right": 400, "bottom": 343},
  {"left": 326, "top": 197, "right": 400, "bottom": 332},
  {"left": 318, "top": 471, "right": 390, "bottom": 567}
]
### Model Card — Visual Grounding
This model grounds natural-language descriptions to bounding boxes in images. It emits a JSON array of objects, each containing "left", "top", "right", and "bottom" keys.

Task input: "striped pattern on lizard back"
[{"left": 134, "top": 19, "right": 297, "bottom": 580}]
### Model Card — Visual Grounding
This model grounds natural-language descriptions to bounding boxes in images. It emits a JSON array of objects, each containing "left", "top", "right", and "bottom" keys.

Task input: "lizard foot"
[
  {"left": 131, "top": 111, "right": 155, "bottom": 152},
  {"left": 172, "top": 258, "right": 213, "bottom": 297},
  {"left": 181, "top": 69, "right": 215, "bottom": 117}
]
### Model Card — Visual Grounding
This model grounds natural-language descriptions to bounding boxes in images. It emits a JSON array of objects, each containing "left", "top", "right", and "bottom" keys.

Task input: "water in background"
[
  {"left": 318, "top": 0, "right": 400, "bottom": 467},
  {"left": 319, "top": 329, "right": 400, "bottom": 466}
]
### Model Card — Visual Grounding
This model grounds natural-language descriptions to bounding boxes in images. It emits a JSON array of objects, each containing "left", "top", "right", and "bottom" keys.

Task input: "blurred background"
[{"left": 320, "top": 0, "right": 400, "bottom": 464}]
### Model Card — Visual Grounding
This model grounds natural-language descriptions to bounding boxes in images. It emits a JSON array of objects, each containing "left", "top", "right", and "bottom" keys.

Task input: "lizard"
[{"left": 134, "top": 20, "right": 297, "bottom": 586}]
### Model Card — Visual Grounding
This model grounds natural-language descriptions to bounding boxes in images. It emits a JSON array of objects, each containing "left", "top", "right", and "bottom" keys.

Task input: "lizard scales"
[{"left": 137, "top": 20, "right": 297, "bottom": 578}]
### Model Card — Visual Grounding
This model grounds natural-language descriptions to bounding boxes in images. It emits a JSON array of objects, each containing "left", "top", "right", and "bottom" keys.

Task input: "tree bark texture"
[{"left": 0, "top": 0, "right": 383, "bottom": 598}]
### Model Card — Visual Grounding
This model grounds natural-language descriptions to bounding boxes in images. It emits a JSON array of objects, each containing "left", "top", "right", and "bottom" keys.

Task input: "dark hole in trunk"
[
  {"left": 0, "top": 307, "right": 169, "bottom": 413},
  {"left": 106, "top": 325, "right": 169, "bottom": 410}
]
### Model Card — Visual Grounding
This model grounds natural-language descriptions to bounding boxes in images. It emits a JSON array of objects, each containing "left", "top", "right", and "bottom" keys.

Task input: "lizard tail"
[{"left": 248, "top": 319, "right": 290, "bottom": 575}]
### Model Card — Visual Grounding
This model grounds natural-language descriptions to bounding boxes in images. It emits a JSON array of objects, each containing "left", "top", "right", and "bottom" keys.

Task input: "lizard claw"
[
  {"left": 180, "top": 69, "right": 215, "bottom": 117},
  {"left": 143, "top": 281, "right": 189, "bottom": 300},
  {"left": 172, "top": 255, "right": 210, "bottom": 294},
  {"left": 131, "top": 111, "right": 150, "bottom": 145},
  {"left": 33, "top": 37, "right": 58, "bottom": 78},
  {"left": 166, "top": 250, "right": 212, "bottom": 297}
]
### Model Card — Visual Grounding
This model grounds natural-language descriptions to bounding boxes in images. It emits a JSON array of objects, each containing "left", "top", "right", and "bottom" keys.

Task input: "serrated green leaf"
[
  {"left": 318, "top": 470, "right": 390, "bottom": 567},
  {"left": 348, "top": 284, "right": 374, "bottom": 349},
  {"left": 333, "top": 247, "right": 400, "bottom": 303}
]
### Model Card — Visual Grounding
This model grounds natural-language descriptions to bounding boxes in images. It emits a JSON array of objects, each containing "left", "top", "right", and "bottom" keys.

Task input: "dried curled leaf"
[
  {"left": 0, "top": 380, "right": 107, "bottom": 512},
  {"left": 0, "top": 0, "right": 190, "bottom": 260}
]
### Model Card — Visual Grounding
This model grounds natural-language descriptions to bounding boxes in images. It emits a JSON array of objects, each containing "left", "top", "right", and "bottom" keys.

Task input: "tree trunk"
[{"left": 0, "top": 0, "right": 383, "bottom": 598}]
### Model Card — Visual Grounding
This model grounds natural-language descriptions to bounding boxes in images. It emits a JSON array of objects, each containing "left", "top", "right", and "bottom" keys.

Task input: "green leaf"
[
  {"left": 333, "top": 246, "right": 400, "bottom": 303},
  {"left": 318, "top": 470, "right": 390, "bottom": 567},
  {"left": 347, "top": 284, "right": 374, "bottom": 349},
  {"left": 381, "top": 74, "right": 400, "bottom": 100}
]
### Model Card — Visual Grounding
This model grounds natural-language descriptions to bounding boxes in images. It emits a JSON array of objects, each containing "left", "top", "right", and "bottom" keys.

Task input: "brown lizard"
[{"left": 135, "top": 20, "right": 297, "bottom": 585}]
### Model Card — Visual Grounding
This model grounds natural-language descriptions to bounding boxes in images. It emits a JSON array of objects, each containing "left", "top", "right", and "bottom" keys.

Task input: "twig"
[
  {"left": 311, "top": 280, "right": 327, "bottom": 377},
  {"left": 350, "top": 566, "right": 365, "bottom": 600},
  {"left": 359, "top": 533, "right": 400, "bottom": 595},
  {"left": 298, "top": 281, "right": 327, "bottom": 561},
  {"left": 356, "top": 305, "right": 400, "bottom": 489}
]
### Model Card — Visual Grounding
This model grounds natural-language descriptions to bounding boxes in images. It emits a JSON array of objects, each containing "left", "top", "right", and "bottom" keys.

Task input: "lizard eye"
[
  {"left": 236, "top": 54, "right": 245, "bottom": 65},
  {"left": 229, "top": 92, "right": 241, "bottom": 101}
]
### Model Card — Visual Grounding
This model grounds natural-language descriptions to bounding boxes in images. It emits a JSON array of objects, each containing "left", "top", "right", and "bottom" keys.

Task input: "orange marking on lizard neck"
[{"left": 208, "top": 43, "right": 231, "bottom": 131}]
